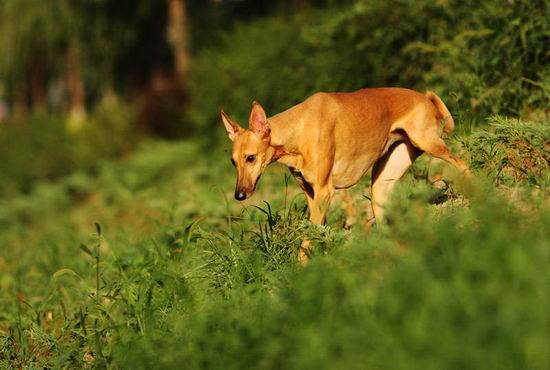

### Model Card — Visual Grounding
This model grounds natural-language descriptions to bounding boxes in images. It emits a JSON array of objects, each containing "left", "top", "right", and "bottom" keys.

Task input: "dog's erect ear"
[
  {"left": 221, "top": 110, "right": 243, "bottom": 141},
  {"left": 249, "top": 101, "right": 270, "bottom": 139}
]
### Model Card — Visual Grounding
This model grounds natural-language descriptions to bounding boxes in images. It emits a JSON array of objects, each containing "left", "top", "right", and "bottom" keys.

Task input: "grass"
[{"left": 0, "top": 115, "right": 549, "bottom": 369}]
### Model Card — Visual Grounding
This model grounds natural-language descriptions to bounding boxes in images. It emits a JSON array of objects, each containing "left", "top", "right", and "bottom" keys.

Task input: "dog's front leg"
[{"left": 299, "top": 185, "right": 334, "bottom": 262}]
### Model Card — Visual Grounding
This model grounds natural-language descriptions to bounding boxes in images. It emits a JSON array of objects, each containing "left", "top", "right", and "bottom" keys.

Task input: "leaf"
[
  {"left": 184, "top": 218, "right": 203, "bottom": 244},
  {"left": 79, "top": 243, "right": 93, "bottom": 256},
  {"left": 251, "top": 205, "right": 268, "bottom": 215},
  {"left": 95, "top": 222, "right": 102, "bottom": 236},
  {"left": 52, "top": 269, "right": 81, "bottom": 281}
]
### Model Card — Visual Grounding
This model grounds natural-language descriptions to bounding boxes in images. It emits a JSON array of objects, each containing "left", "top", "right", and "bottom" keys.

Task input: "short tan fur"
[{"left": 221, "top": 88, "right": 469, "bottom": 261}]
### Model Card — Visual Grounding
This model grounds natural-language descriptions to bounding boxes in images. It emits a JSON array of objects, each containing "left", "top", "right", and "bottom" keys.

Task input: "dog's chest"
[
  {"left": 277, "top": 153, "right": 303, "bottom": 171},
  {"left": 287, "top": 166, "right": 314, "bottom": 198}
]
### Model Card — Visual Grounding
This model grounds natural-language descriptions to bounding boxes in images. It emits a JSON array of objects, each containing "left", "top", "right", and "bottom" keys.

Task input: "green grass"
[
  {"left": 0, "top": 116, "right": 548, "bottom": 369},
  {"left": 1, "top": 1, "right": 548, "bottom": 367}
]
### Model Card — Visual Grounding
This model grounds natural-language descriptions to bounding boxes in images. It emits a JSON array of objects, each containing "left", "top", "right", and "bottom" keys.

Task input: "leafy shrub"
[
  {"left": 0, "top": 101, "right": 139, "bottom": 197},
  {"left": 189, "top": 0, "right": 549, "bottom": 140},
  {"left": 0, "top": 115, "right": 74, "bottom": 195},
  {"left": 460, "top": 115, "right": 549, "bottom": 187},
  {"left": 188, "top": 4, "right": 433, "bottom": 138},
  {"left": 2, "top": 148, "right": 549, "bottom": 369},
  {"left": 1, "top": 1, "right": 549, "bottom": 368},
  {"left": 408, "top": 0, "right": 550, "bottom": 120},
  {"left": 114, "top": 184, "right": 549, "bottom": 370}
]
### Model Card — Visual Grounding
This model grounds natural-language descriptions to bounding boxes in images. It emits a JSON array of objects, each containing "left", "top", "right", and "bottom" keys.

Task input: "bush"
[
  {"left": 114, "top": 184, "right": 549, "bottom": 370},
  {"left": 0, "top": 101, "right": 139, "bottom": 197},
  {"left": 0, "top": 115, "right": 76, "bottom": 196},
  {"left": 189, "top": 0, "right": 549, "bottom": 140},
  {"left": 1, "top": 1, "right": 549, "bottom": 368},
  {"left": 2, "top": 137, "right": 548, "bottom": 368},
  {"left": 408, "top": 0, "right": 550, "bottom": 120},
  {"left": 460, "top": 115, "right": 550, "bottom": 187}
]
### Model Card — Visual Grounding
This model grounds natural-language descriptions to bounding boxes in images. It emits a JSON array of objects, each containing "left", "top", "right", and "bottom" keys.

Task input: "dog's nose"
[{"left": 235, "top": 191, "right": 247, "bottom": 201}]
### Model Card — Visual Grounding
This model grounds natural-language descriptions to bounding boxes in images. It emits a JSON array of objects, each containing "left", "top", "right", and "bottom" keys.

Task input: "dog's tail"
[{"left": 425, "top": 90, "right": 455, "bottom": 134}]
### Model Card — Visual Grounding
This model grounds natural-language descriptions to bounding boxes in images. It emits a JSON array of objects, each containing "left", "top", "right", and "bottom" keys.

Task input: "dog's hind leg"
[
  {"left": 371, "top": 140, "right": 422, "bottom": 223},
  {"left": 340, "top": 189, "right": 357, "bottom": 229},
  {"left": 407, "top": 127, "right": 470, "bottom": 175}
]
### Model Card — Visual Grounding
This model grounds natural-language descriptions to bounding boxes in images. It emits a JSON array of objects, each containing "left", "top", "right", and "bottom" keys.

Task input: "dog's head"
[{"left": 221, "top": 101, "right": 273, "bottom": 201}]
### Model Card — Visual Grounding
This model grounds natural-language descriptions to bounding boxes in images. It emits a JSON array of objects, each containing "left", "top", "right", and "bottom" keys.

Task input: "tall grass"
[
  {"left": 0, "top": 117, "right": 548, "bottom": 368},
  {"left": 1, "top": 1, "right": 548, "bottom": 367},
  {"left": 0, "top": 101, "right": 139, "bottom": 198}
]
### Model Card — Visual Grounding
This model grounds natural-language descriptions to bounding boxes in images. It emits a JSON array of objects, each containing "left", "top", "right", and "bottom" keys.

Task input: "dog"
[{"left": 221, "top": 88, "right": 469, "bottom": 261}]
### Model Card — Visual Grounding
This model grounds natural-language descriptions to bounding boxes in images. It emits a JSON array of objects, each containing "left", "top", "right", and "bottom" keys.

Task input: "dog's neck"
[{"left": 266, "top": 109, "right": 304, "bottom": 169}]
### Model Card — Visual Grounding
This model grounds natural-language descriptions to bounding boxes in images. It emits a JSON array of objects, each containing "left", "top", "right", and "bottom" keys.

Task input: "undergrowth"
[
  {"left": 460, "top": 116, "right": 549, "bottom": 187},
  {"left": 0, "top": 116, "right": 548, "bottom": 368}
]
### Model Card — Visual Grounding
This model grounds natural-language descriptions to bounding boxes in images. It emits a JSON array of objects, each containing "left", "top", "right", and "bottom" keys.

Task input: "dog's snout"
[{"left": 235, "top": 191, "right": 247, "bottom": 201}]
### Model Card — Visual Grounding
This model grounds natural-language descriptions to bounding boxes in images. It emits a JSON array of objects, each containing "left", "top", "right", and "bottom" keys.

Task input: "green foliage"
[
  {"left": 0, "top": 101, "right": 139, "bottom": 197},
  {"left": 460, "top": 115, "right": 550, "bottom": 187},
  {"left": 117, "top": 188, "right": 549, "bottom": 370},
  {"left": 1, "top": 1, "right": 549, "bottom": 368},
  {"left": 408, "top": 0, "right": 550, "bottom": 119},
  {"left": 1, "top": 116, "right": 549, "bottom": 368},
  {"left": 0, "top": 0, "right": 164, "bottom": 99},
  {"left": 190, "top": 0, "right": 549, "bottom": 138},
  {"left": 2, "top": 0, "right": 548, "bottom": 195},
  {"left": 189, "top": 6, "right": 428, "bottom": 136},
  {"left": 0, "top": 0, "right": 81, "bottom": 82}
]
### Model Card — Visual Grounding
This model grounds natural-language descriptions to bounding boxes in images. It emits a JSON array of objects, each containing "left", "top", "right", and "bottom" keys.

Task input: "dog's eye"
[
  {"left": 246, "top": 155, "right": 256, "bottom": 163},
  {"left": 230, "top": 158, "right": 236, "bottom": 167}
]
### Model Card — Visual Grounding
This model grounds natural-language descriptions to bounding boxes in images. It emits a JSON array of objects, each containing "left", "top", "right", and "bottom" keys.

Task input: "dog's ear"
[
  {"left": 221, "top": 110, "right": 243, "bottom": 141},
  {"left": 249, "top": 101, "right": 270, "bottom": 139}
]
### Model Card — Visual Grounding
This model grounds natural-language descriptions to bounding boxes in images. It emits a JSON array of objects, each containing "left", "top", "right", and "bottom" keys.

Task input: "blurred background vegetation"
[
  {"left": 0, "top": 0, "right": 548, "bottom": 198},
  {"left": 0, "top": 0, "right": 549, "bottom": 368}
]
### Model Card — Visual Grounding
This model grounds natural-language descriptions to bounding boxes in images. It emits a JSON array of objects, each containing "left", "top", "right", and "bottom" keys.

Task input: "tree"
[
  {"left": 0, "top": 0, "right": 85, "bottom": 120},
  {"left": 167, "top": 0, "right": 190, "bottom": 88}
]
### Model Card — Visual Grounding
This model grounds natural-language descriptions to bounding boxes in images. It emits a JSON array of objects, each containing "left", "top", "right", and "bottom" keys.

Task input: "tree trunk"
[
  {"left": 66, "top": 40, "right": 86, "bottom": 125},
  {"left": 293, "top": 0, "right": 309, "bottom": 13},
  {"left": 167, "top": 0, "right": 190, "bottom": 88},
  {"left": 30, "top": 58, "right": 48, "bottom": 114},
  {"left": 13, "top": 76, "right": 28, "bottom": 121}
]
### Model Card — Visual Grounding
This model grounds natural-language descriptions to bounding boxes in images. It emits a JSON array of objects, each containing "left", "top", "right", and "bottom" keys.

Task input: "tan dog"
[{"left": 221, "top": 88, "right": 469, "bottom": 260}]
